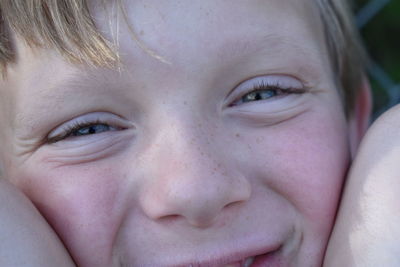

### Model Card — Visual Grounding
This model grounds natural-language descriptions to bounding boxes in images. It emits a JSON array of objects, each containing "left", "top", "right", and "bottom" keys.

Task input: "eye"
[
  {"left": 47, "top": 121, "right": 119, "bottom": 143},
  {"left": 47, "top": 112, "right": 133, "bottom": 143},
  {"left": 230, "top": 76, "right": 306, "bottom": 107},
  {"left": 240, "top": 87, "right": 282, "bottom": 103},
  {"left": 71, "top": 123, "right": 116, "bottom": 137}
]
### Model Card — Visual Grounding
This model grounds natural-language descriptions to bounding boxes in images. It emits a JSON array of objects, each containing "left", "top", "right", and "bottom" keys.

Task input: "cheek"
[
  {"left": 12, "top": 161, "right": 127, "bottom": 265},
  {"left": 240, "top": 111, "right": 350, "bottom": 231}
]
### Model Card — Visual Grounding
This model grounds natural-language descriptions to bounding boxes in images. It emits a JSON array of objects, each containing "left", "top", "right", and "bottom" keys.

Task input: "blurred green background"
[{"left": 354, "top": 0, "right": 400, "bottom": 116}]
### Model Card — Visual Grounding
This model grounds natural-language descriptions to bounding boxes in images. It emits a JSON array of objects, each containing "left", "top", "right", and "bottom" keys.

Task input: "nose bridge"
[{"left": 139, "top": 117, "right": 251, "bottom": 227}]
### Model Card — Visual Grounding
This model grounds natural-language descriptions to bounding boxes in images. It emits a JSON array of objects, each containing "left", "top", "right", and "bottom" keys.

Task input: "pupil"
[
  {"left": 74, "top": 124, "right": 110, "bottom": 136},
  {"left": 242, "top": 89, "right": 277, "bottom": 103}
]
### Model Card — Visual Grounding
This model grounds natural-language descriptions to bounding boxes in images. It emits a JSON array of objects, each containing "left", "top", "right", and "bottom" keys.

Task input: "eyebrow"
[
  {"left": 217, "top": 33, "right": 318, "bottom": 60},
  {"left": 13, "top": 72, "right": 104, "bottom": 137},
  {"left": 215, "top": 33, "right": 324, "bottom": 82}
]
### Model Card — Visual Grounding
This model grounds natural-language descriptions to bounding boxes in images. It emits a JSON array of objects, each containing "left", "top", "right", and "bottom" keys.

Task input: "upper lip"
[{"left": 171, "top": 243, "right": 282, "bottom": 267}]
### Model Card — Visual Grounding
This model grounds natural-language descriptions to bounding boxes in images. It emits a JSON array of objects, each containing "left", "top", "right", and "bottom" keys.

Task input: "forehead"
[
  {"left": 8, "top": 0, "right": 327, "bottom": 81},
  {"left": 91, "top": 0, "right": 325, "bottom": 64},
  {"left": 8, "top": 0, "right": 328, "bottom": 82}
]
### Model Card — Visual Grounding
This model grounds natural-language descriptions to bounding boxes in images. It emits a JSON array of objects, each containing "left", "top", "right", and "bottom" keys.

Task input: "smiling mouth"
[
  {"left": 222, "top": 255, "right": 256, "bottom": 267},
  {"left": 181, "top": 246, "right": 283, "bottom": 267},
  {"left": 221, "top": 249, "right": 281, "bottom": 267}
]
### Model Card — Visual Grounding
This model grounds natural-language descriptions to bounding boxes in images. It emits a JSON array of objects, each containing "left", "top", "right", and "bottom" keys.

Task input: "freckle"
[
  {"left": 140, "top": 30, "right": 145, "bottom": 36},
  {"left": 235, "top": 133, "right": 240, "bottom": 138},
  {"left": 183, "top": 101, "right": 187, "bottom": 105}
]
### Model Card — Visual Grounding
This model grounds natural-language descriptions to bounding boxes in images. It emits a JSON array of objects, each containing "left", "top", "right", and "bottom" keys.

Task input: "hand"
[
  {"left": 324, "top": 104, "right": 400, "bottom": 267},
  {"left": 0, "top": 178, "right": 76, "bottom": 267}
]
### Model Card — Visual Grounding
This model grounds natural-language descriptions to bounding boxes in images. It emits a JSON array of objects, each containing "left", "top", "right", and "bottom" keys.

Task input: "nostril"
[{"left": 223, "top": 199, "right": 246, "bottom": 210}]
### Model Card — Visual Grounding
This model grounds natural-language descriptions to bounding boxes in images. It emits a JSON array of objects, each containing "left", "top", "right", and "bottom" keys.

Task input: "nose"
[{"left": 138, "top": 125, "right": 251, "bottom": 228}]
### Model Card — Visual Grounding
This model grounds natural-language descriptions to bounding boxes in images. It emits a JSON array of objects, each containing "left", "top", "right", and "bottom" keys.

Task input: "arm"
[
  {"left": 0, "top": 178, "right": 76, "bottom": 267},
  {"left": 324, "top": 105, "right": 400, "bottom": 267}
]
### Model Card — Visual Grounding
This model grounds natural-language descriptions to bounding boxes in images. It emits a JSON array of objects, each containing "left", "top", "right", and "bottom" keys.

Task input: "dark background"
[{"left": 354, "top": 0, "right": 400, "bottom": 116}]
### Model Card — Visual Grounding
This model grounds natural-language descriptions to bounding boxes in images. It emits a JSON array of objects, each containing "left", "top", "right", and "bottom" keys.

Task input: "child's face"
[{"left": 1, "top": 0, "right": 355, "bottom": 266}]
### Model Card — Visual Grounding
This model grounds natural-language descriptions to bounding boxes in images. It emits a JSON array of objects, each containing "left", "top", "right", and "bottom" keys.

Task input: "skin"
[
  {"left": 0, "top": 179, "right": 75, "bottom": 266},
  {"left": 0, "top": 0, "right": 368, "bottom": 266},
  {"left": 324, "top": 105, "right": 400, "bottom": 267}
]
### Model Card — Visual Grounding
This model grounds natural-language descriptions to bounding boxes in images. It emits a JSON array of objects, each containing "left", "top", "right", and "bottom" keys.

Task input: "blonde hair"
[
  {"left": 0, "top": 0, "right": 366, "bottom": 113},
  {"left": 0, "top": 0, "right": 116, "bottom": 68}
]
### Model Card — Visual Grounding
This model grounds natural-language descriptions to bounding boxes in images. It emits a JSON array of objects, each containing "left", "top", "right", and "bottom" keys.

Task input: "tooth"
[{"left": 243, "top": 257, "right": 254, "bottom": 267}]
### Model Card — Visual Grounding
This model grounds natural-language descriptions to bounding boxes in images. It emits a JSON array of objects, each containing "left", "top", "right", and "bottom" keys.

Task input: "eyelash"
[
  {"left": 232, "top": 80, "right": 306, "bottom": 106},
  {"left": 47, "top": 119, "right": 117, "bottom": 143}
]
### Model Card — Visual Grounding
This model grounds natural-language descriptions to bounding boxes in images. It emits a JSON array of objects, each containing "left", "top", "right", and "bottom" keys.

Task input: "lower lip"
[{"left": 251, "top": 250, "right": 287, "bottom": 267}]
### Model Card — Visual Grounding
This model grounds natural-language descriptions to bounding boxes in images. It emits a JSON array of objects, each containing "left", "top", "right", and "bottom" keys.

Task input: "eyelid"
[
  {"left": 238, "top": 75, "right": 304, "bottom": 93},
  {"left": 47, "top": 112, "right": 134, "bottom": 141},
  {"left": 225, "top": 75, "right": 306, "bottom": 106}
]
